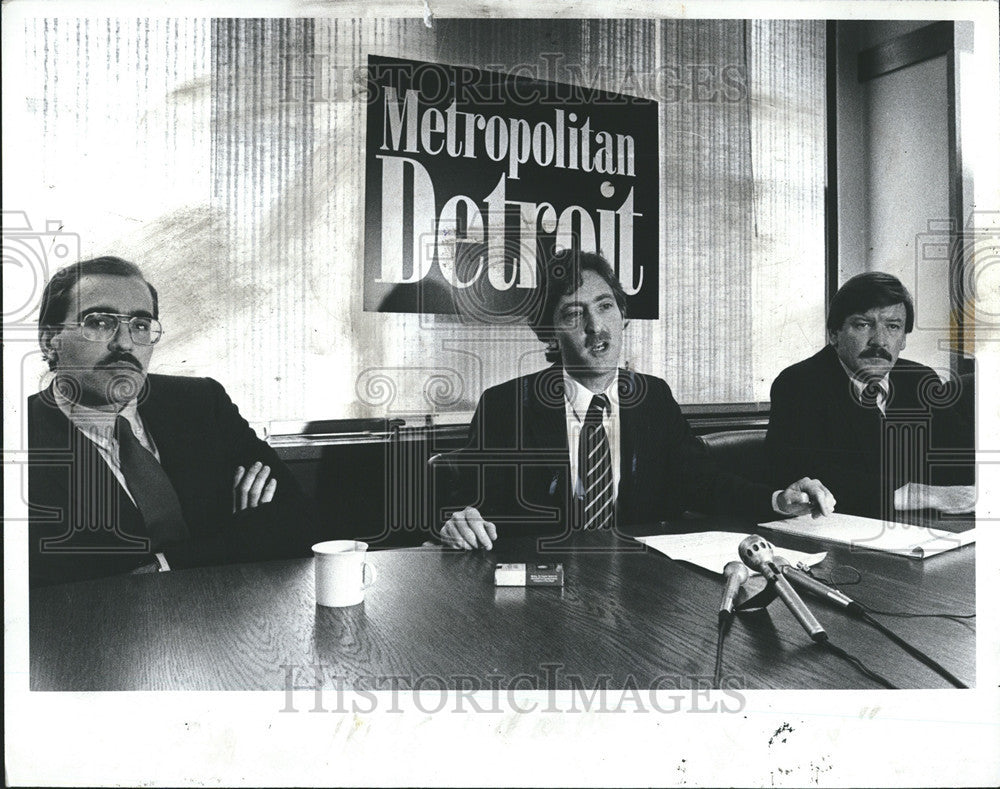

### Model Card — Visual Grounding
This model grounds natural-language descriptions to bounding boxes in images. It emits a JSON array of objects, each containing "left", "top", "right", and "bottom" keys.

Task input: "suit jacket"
[
  {"left": 766, "top": 345, "right": 974, "bottom": 518},
  {"left": 28, "top": 374, "right": 321, "bottom": 587},
  {"left": 441, "top": 366, "right": 776, "bottom": 537}
]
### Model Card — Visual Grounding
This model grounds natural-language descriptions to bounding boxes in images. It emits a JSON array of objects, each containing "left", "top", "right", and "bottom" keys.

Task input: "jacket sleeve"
[
  {"left": 765, "top": 370, "right": 882, "bottom": 516},
  {"left": 164, "top": 378, "right": 322, "bottom": 569},
  {"left": 435, "top": 386, "right": 512, "bottom": 522}
]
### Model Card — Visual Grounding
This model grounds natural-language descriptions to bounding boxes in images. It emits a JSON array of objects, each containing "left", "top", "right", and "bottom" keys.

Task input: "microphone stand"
[
  {"left": 776, "top": 560, "right": 968, "bottom": 689},
  {"left": 737, "top": 535, "right": 898, "bottom": 689},
  {"left": 734, "top": 578, "right": 898, "bottom": 689}
]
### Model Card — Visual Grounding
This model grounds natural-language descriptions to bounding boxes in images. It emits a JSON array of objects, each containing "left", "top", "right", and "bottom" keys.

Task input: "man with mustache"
[
  {"left": 27, "top": 256, "right": 320, "bottom": 586},
  {"left": 766, "top": 271, "right": 974, "bottom": 518},
  {"left": 438, "top": 250, "right": 835, "bottom": 550}
]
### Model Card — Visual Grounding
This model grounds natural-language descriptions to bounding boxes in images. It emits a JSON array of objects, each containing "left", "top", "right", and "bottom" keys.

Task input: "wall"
[
  {"left": 836, "top": 20, "right": 961, "bottom": 377},
  {"left": 6, "top": 17, "right": 826, "bottom": 427}
]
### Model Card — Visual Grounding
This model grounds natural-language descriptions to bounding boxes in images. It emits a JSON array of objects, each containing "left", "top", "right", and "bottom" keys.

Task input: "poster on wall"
[{"left": 363, "top": 55, "right": 659, "bottom": 320}]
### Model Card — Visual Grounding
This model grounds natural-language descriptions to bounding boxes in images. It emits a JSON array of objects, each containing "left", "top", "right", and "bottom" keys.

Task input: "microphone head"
[
  {"left": 738, "top": 534, "right": 775, "bottom": 573},
  {"left": 723, "top": 560, "right": 749, "bottom": 583}
]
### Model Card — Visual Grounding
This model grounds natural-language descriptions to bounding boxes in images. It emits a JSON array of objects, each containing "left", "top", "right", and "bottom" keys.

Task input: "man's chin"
[
  {"left": 856, "top": 358, "right": 893, "bottom": 377},
  {"left": 108, "top": 370, "right": 146, "bottom": 401},
  {"left": 91, "top": 370, "right": 147, "bottom": 405},
  {"left": 567, "top": 358, "right": 617, "bottom": 381}
]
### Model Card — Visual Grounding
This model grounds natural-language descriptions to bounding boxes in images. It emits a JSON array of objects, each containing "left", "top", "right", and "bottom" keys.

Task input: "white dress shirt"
[
  {"left": 54, "top": 388, "right": 170, "bottom": 571},
  {"left": 839, "top": 359, "right": 890, "bottom": 415},
  {"left": 563, "top": 371, "right": 621, "bottom": 500}
]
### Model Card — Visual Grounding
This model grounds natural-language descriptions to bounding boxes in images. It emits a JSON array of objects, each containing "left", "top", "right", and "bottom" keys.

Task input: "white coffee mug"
[{"left": 312, "top": 540, "right": 376, "bottom": 607}]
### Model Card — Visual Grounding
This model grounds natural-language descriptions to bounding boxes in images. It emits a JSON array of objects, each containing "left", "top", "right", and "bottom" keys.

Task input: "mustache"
[
  {"left": 97, "top": 352, "right": 144, "bottom": 371},
  {"left": 585, "top": 333, "right": 612, "bottom": 348},
  {"left": 859, "top": 346, "right": 893, "bottom": 362}
]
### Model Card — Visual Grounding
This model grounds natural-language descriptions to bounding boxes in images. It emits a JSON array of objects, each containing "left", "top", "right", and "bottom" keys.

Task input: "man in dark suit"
[
  {"left": 438, "top": 251, "right": 835, "bottom": 550},
  {"left": 766, "top": 271, "right": 974, "bottom": 518},
  {"left": 28, "top": 256, "right": 320, "bottom": 586}
]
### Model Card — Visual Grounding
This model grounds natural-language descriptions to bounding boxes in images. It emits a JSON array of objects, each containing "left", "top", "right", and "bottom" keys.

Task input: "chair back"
[{"left": 698, "top": 429, "right": 769, "bottom": 483}]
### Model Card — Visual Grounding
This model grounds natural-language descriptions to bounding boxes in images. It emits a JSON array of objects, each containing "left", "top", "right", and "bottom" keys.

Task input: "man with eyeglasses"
[{"left": 27, "top": 256, "right": 320, "bottom": 586}]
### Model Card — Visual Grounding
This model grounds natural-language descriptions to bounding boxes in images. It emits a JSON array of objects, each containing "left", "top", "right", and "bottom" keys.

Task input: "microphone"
[
  {"left": 771, "top": 558, "right": 965, "bottom": 688},
  {"left": 720, "top": 561, "right": 749, "bottom": 617},
  {"left": 738, "top": 535, "right": 827, "bottom": 642},
  {"left": 772, "top": 556, "right": 858, "bottom": 611}
]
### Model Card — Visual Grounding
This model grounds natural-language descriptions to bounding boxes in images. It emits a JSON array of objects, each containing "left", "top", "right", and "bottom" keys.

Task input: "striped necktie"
[
  {"left": 859, "top": 380, "right": 887, "bottom": 414},
  {"left": 579, "top": 394, "right": 615, "bottom": 530},
  {"left": 115, "top": 415, "right": 190, "bottom": 548}
]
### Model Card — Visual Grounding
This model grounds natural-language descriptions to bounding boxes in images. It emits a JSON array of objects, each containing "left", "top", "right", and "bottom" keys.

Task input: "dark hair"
[
  {"left": 531, "top": 250, "right": 627, "bottom": 363},
  {"left": 38, "top": 256, "right": 158, "bottom": 369},
  {"left": 827, "top": 271, "right": 914, "bottom": 335}
]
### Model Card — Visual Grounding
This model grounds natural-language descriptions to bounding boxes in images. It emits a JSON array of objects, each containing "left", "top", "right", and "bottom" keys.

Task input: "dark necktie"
[
  {"left": 579, "top": 394, "right": 615, "bottom": 530},
  {"left": 115, "top": 415, "right": 190, "bottom": 548}
]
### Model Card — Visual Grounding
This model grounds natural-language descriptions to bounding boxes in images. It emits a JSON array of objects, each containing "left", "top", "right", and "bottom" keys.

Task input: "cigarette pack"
[{"left": 494, "top": 562, "right": 564, "bottom": 587}]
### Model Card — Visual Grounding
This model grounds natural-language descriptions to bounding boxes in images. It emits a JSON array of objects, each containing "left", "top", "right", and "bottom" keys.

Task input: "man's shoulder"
[
  {"left": 26, "top": 375, "right": 225, "bottom": 414},
  {"left": 778, "top": 346, "right": 835, "bottom": 375},
  {"left": 480, "top": 368, "right": 559, "bottom": 408},
  {"left": 892, "top": 357, "right": 938, "bottom": 377},
  {"left": 143, "top": 373, "right": 226, "bottom": 401},
  {"left": 27, "top": 387, "right": 62, "bottom": 444},
  {"left": 888, "top": 357, "right": 943, "bottom": 397},
  {"left": 145, "top": 372, "right": 217, "bottom": 390},
  {"left": 772, "top": 347, "right": 839, "bottom": 389},
  {"left": 621, "top": 369, "right": 669, "bottom": 391},
  {"left": 27, "top": 389, "right": 48, "bottom": 410}
]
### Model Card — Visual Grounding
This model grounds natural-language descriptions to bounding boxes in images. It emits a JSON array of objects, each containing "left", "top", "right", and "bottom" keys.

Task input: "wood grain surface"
[{"left": 30, "top": 518, "right": 975, "bottom": 691}]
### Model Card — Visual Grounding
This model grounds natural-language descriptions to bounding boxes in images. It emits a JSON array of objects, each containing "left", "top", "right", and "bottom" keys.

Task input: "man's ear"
[{"left": 39, "top": 330, "right": 58, "bottom": 366}]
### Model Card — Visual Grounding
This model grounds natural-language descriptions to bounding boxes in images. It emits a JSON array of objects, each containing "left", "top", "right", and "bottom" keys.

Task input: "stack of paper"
[
  {"left": 636, "top": 531, "right": 826, "bottom": 575},
  {"left": 759, "top": 513, "right": 976, "bottom": 559}
]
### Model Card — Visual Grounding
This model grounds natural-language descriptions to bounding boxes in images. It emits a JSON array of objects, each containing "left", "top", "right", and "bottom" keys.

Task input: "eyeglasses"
[{"left": 69, "top": 312, "right": 164, "bottom": 345}]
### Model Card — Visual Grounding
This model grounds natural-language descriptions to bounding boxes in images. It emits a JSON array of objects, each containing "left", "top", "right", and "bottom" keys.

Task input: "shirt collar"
[
  {"left": 837, "top": 356, "right": 889, "bottom": 414},
  {"left": 837, "top": 358, "right": 890, "bottom": 399},
  {"left": 53, "top": 385, "right": 141, "bottom": 449},
  {"left": 562, "top": 369, "right": 619, "bottom": 422}
]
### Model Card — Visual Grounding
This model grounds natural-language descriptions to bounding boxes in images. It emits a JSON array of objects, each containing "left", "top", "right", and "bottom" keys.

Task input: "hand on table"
[
  {"left": 441, "top": 506, "right": 497, "bottom": 550},
  {"left": 776, "top": 477, "right": 836, "bottom": 518},
  {"left": 894, "top": 482, "right": 976, "bottom": 515},
  {"left": 233, "top": 461, "right": 277, "bottom": 513}
]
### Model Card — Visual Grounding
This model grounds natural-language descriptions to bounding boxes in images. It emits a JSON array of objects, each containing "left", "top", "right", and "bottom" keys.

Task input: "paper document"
[
  {"left": 636, "top": 531, "right": 826, "bottom": 575},
  {"left": 760, "top": 513, "right": 976, "bottom": 559}
]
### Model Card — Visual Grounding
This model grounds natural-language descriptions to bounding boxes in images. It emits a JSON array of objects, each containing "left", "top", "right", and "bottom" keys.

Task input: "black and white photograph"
[{"left": 3, "top": 0, "right": 999, "bottom": 786}]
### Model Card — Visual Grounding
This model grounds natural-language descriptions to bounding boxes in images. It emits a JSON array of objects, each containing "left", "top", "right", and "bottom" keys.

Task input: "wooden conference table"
[{"left": 30, "top": 517, "right": 975, "bottom": 691}]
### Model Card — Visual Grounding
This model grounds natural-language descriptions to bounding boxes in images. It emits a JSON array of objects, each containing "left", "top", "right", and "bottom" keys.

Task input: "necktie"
[
  {"left": 860, "top": 380, "right": 886, "bottom": 413},
  {"left": 579, "top": 394, "right": 615, "bottom": 530},
  {"left": 115, "top": 415, "right": 190, "bottom": 547}
]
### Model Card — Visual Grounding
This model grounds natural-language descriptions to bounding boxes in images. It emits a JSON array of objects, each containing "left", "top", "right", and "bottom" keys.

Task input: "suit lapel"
[
  {"left": 28, "top": 388, "right": 76, "bottom": 503},
  {"left": 31, "top": 384, "right": 129, "bottom": 481},
  {"left": 819, "top": 346, "right": 857, "bottom": 416},
  {"left": 29, "top": 384, "right": 146, "bottom": 543},
  {"left": 137, "top": 375, "right": 171, "bottom": 459},
  {"left": 521, "top": 366, "right": 569, "bottom": 451},
  {"left": 617, "top": 369, "right": 640, "bottom": 502},
  {"left": 819, "top": 346, "right": 883, "bottom": 447},
  {"left": 136, "top": 375, "right": 191, "bottom": 480},
  {"left": 521, "top": 366, "right": 570, "bottom": 497},
  {"left": 29, "top": 386, "right": 74, "bottom": 452}
]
